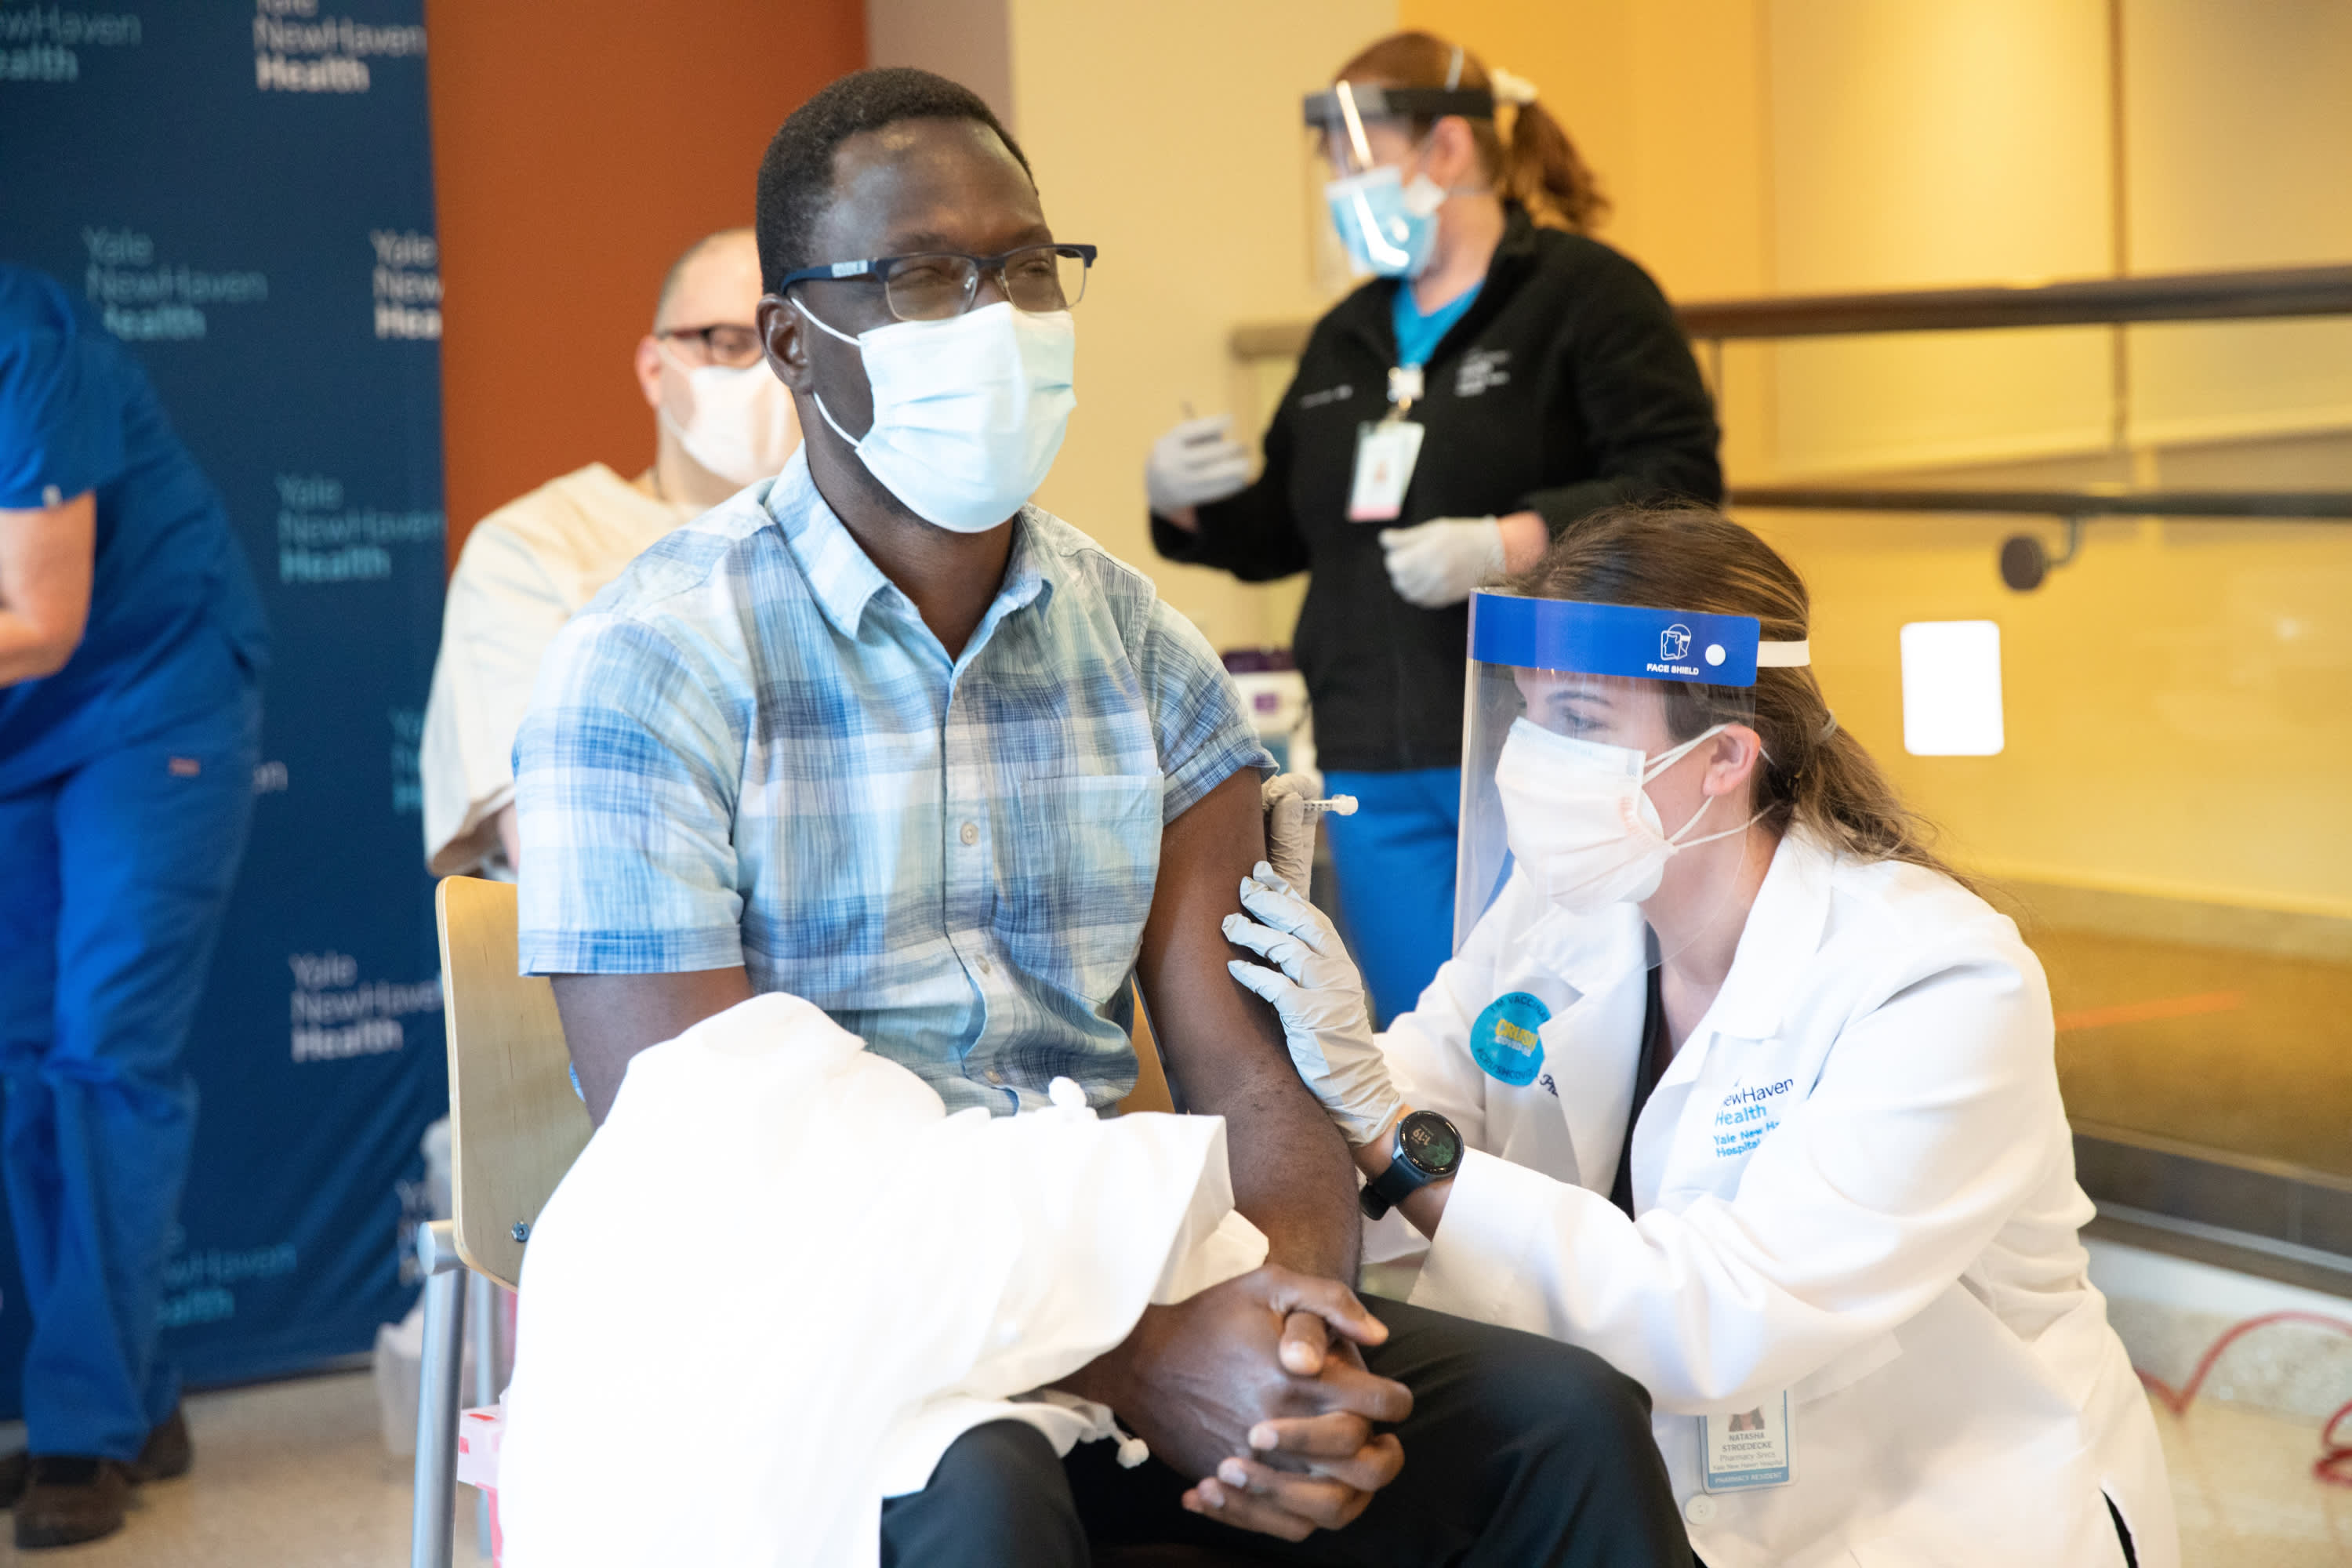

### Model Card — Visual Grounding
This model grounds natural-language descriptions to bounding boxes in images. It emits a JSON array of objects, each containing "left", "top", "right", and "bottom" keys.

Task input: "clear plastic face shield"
[
  {"left": 1301, "top": 80, "right": 1494, "bottom": 279},
  {"left": 1456, "top": 592, "right": 1813, "bottom": 958}
]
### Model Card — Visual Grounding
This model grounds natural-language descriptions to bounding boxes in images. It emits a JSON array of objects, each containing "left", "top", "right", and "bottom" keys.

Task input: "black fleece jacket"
[{"left": 1152, "top": 209, "right": 1720, "bottom": 772}]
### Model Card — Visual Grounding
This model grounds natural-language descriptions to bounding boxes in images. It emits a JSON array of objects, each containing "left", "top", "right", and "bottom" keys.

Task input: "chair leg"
[
  {"left": 469, "top": 1269, "right": 500, "bottom": 1557},
  {"left": 412, "top": 1221, "right": 467, "bottom": 1568}
]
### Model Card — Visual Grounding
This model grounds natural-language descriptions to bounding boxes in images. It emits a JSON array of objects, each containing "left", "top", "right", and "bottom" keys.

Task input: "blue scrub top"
[
  {"left": 1391, "top": 279, "right": 1483, "bottom": 369},
  {"left": 0, "top": 264, "right": 267, "bottom": 794}
]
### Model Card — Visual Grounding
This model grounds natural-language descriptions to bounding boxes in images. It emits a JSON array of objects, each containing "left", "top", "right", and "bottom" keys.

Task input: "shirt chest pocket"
[{"left": 997, "top": 771, "right": 1164, "bottom": 1008}]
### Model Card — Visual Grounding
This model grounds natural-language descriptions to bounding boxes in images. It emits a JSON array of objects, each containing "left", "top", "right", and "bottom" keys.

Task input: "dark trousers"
[{"left": 880, "top": 1296, "right": 1691, "bottom": 1568}]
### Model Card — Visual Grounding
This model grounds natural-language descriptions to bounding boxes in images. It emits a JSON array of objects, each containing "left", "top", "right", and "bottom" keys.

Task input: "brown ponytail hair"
[
  {"left": 1335, "top": 30, "right": 1609, "bottom": 234},
  {"left": 1508, "top": 503, "right": 1969, "bottom": 886}
]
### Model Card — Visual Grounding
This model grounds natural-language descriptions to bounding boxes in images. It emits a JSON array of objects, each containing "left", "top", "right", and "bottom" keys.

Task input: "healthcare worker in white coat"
[{"left": 1223, "top": 503, "right": 2176, "bottom": 1568}]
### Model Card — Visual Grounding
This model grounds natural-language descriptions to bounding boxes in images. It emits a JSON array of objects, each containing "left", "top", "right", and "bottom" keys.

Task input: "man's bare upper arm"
[
  {"left": 552, "top": 967, "right": 753, "bottom": 1126},
  {"left": 1135, "top": 768, "right": 1358, "bottom": 1276}
]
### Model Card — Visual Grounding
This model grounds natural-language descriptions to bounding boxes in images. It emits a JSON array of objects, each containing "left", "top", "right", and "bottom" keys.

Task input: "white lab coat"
[
  {"left": 1375, "top": 830, "right": 2176, "bottom": 1568},
  {"left": 420, "top": 463, "right": 694, "bottom": 877},
  {"left": 495, "top": 993, "right": 1268, "bottom": 1568}
]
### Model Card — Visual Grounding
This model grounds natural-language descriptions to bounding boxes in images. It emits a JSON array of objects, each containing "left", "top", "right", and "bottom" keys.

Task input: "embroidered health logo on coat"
[
  {"left": 1454, "top": 349, "right": 1510, "bottom": 397},
  {"left": 1711, "top": 1077, "right": 1794, "bottom": 1159}
]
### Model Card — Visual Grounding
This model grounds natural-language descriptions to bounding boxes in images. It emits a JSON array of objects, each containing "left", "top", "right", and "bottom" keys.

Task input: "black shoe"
[
  {"left": 132, "top": 1403, "right": 191, "bottom": 1482},
  {"left": 13, "top": 1456, "right": 132, "bottom": 1549},
  {"left": 0, "top": 1403, "right": 190, "bottom": 1508}
]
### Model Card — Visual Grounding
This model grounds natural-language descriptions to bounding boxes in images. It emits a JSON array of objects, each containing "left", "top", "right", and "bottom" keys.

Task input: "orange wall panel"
[{"left": 425, "top": 1, "right": 866, "bottom": 565}]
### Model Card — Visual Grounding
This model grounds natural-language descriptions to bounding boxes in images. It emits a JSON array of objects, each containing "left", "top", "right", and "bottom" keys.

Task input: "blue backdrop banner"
[{"left": 0, "top": 1, "right": 448, "bottom": 1402}]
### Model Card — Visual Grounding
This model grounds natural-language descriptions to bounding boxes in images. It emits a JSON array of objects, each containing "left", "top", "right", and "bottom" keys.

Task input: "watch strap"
[{"left": 1359, "top": 1152, "right": 1429, "bottom": 1220}]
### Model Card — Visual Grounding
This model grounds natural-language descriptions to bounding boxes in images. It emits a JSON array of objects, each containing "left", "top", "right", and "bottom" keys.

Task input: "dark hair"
[
  {"left": 1336, "top": 31, "right": 1609, "bottom": 234},
  {"left": 1508, "top": 503, "right": 1969, "bottom": 885},
  {"left": 754, "top": 67, "right": 1033, "bottom": 293}
]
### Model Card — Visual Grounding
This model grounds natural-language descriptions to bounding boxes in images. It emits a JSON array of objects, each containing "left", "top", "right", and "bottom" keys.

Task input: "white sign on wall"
[{"left": 1900, "top": 620, "right": 2005, "bottom": 756}]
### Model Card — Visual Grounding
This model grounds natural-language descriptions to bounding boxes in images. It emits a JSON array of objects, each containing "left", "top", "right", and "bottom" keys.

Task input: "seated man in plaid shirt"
[{"left": 513, "top": 67, "right": 1684, "bottom": 1568}]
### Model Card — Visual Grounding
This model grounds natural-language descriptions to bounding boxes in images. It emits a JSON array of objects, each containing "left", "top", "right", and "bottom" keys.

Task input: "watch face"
[{"left": 1398, "top": 1110, "right": 1463, "bottom": 1178}]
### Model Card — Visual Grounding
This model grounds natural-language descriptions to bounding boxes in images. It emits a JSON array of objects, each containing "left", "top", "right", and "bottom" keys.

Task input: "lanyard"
[{"left": 1386, "top": 363, "right": 1425, "bottom": 420}]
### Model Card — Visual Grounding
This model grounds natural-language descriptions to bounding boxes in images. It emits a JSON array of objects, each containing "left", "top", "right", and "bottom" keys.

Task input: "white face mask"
[
  {"left": 795, "top": 299, "right": 1076, "bottom": 534},
  {"left": 1494, "top": 716, "right": 1760, "bottom": 916},
  {"left": 655, "top": 344, "right": 800, "bottom": 488}
]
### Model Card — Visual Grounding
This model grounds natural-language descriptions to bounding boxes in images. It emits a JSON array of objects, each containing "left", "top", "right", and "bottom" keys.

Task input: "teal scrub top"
[{"left": 1391, "top": 279, "right": 1484, "bottom": 368}]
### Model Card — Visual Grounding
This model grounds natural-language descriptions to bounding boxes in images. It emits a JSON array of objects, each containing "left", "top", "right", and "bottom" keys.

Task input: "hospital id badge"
[
  {"left": 1346, "top": 419, "right": 1425, "bottom": 521},
  {"left": 1699, "top": 1392, "right": 1792, "bottom": 1492}
]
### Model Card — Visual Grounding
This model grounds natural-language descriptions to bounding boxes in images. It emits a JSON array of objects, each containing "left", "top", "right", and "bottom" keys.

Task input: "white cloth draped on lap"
[{"left": 495, "top": 993, "right": 1268, "bottom": 1568}]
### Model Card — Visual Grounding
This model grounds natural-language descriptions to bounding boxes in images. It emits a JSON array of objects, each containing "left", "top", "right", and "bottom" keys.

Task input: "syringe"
[{"left": 1303, "top": 795, "right": 1358, "bottom": 819}]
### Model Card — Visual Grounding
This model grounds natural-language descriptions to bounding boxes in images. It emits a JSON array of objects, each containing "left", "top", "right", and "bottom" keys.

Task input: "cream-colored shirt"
[{"left": 421, "top": 463, "right": 693, "bottom": 877}]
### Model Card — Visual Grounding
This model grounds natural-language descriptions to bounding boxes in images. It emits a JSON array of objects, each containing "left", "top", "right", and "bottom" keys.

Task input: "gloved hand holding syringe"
[{"left": 1260, "top": 775, "right": 1355, "bottom": 891}]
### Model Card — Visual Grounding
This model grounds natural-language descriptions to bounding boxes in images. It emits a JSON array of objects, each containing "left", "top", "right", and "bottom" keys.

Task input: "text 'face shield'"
[{"left": 1456, "top": 593, "right": 1777, "bottom": 955}]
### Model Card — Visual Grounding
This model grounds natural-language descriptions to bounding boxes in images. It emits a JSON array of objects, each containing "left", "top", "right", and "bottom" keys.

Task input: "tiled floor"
[
  {"left": 2160, "top": 1395, "right": 2352, "bottom": 1566},
  {"left": 0, "top": 1373, "right": 485, "bottom": 1567},
  {"left": 0, "top": 1368, "right": 2341, "bottom": 1564}
]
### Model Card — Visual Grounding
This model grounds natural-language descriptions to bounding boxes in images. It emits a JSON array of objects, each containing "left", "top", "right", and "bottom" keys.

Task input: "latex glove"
[
  {"left": 1148, "top": 414, "right": 1252, "bottom": 514},
  {"left": 1223, "top": 862, "right": 1401, "bottom": 1146},
  {"left": 1377, "top": 516, "right": 1503, "bottom": 609},
  {"left": 1259, "top": 773, "right": 1323, "bottom": 892}
]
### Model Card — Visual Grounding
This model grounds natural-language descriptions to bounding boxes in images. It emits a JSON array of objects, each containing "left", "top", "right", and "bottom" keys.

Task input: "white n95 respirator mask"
[
  {"left": 796, "top": 299, "right": 1076, "bottom": 533},
  {"left": 1493, "top": 717, "right": 1756, "bottom": 916},
  {"left": 656, "top": 346, "right": 800, "bottom": 488}
]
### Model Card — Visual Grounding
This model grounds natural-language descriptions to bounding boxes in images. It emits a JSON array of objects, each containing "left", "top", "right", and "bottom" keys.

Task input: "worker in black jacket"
[{"left": 1152, "top": 31, "right": 1720, "bottom": 1025}]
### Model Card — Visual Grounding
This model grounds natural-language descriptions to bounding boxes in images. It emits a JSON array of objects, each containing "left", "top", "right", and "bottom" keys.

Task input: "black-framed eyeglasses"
[
  {"left": 777, "top": 243, "right": 1097, "bottom": 323},
  {"left": 658, "top": 323, "right": 763, "bottom": 367}
]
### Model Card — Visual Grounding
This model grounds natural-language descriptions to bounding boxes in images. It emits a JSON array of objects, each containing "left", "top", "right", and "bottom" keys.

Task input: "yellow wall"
[
  {"left": 1400, "top": 0, "right": 2352, "bottom": 919},
  {"left": 1004, "top": 0, "right": 1397, "bottom": 652}
]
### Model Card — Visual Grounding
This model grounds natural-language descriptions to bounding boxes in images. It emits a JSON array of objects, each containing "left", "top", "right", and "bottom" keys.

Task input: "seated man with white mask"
[
  {"left": 513, "top": 68, "right": 1687, "bottom": 1567},
  {"left": 419, "top": 227, "right": 798, "bottom": 878}
]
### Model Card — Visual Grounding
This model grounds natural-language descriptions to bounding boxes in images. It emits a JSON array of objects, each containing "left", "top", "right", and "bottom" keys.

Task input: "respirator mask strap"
[
  {"left": 788, "top": 297, "right": 870, "bottom": 451},
  {"left": 1646, "top": 724, "right": 1767, "bottom": 853}
]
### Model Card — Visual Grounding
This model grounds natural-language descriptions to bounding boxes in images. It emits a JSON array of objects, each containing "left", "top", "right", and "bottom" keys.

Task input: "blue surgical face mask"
[{"left": 1324, "top": 164, "right": 1448, "bottom": 279}]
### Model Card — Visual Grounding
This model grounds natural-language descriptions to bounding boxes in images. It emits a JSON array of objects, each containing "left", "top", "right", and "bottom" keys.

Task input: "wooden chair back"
[
  {"left": 435, "top": 875, "right": 593, "bottom": 1291},
  {"left": 1116, "top": 983, "right": 1179, "bottom": 1116}
]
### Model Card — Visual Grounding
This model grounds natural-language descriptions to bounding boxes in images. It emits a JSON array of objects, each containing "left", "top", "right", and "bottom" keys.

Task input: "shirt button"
[
  {"left": 1682, "top": 1494, "right": 1717, "bottom": 1526},
  {"left": 976, "top": 955, "right": 993, "bottom": 974},
  {"left": 960, "top": 821, "right": 978, "bottom": 846},
  {"left": 985, "top": 1069, "right": 1005, "bottom": 1085}
]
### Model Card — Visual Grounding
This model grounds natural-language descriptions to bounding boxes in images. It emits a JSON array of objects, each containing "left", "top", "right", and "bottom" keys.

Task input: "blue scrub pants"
[
  {"left": 0, "top": 688, "right": 259, "bottom": 1459},
  {"left": 1319, "top": 767, "right": 1460, "bottom": 1029}
]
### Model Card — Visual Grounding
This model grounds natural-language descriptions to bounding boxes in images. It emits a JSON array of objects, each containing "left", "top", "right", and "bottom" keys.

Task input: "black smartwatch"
[{"left": 1359, "top": 1109, "right": 1465, "bottom": 1220}]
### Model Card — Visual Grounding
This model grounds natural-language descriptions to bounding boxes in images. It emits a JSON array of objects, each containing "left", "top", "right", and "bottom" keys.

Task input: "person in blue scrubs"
[
  {"left": 0, "top": 263, "right": 267, "bottom": 1549},
  {"left": 1149, "top": 32, "right": 1719, "bottom": 1025}
]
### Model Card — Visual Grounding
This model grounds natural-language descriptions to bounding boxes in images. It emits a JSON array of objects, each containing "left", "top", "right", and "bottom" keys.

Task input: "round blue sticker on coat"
[{"left": 1471, "top": 992, "right": 1551, "bottom": 1086}]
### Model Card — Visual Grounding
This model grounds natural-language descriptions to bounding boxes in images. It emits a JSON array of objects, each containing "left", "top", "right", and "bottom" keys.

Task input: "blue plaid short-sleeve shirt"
[{"left": 514, "top": 451, "right": 1270, "bottom": 1114}]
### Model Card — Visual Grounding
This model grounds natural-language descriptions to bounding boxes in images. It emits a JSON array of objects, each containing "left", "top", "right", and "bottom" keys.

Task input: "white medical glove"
[
  {"left": 1259, "top": 772, "right": 1322, "bottom": 892},
  {"left": 1147, "top": 413, "right": 1252, "bottom": 514},
  {"left": 1377, "top": 516, "right": 1504, "bottom": 609},
  {"left": 1222, "top": 862, "right": 1402, "bottom": 1147}
]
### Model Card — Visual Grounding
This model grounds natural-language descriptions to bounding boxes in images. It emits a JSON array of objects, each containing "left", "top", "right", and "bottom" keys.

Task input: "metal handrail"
[
  {"left": 1679, "top": 263, "right": 2352, "bottom": 339},
  {"left": 1728, "top": 486, "right": 2352, "bottom": 519},
  {"left": 1226, "top": 263, "right": 2352, "bottom": 361}
]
